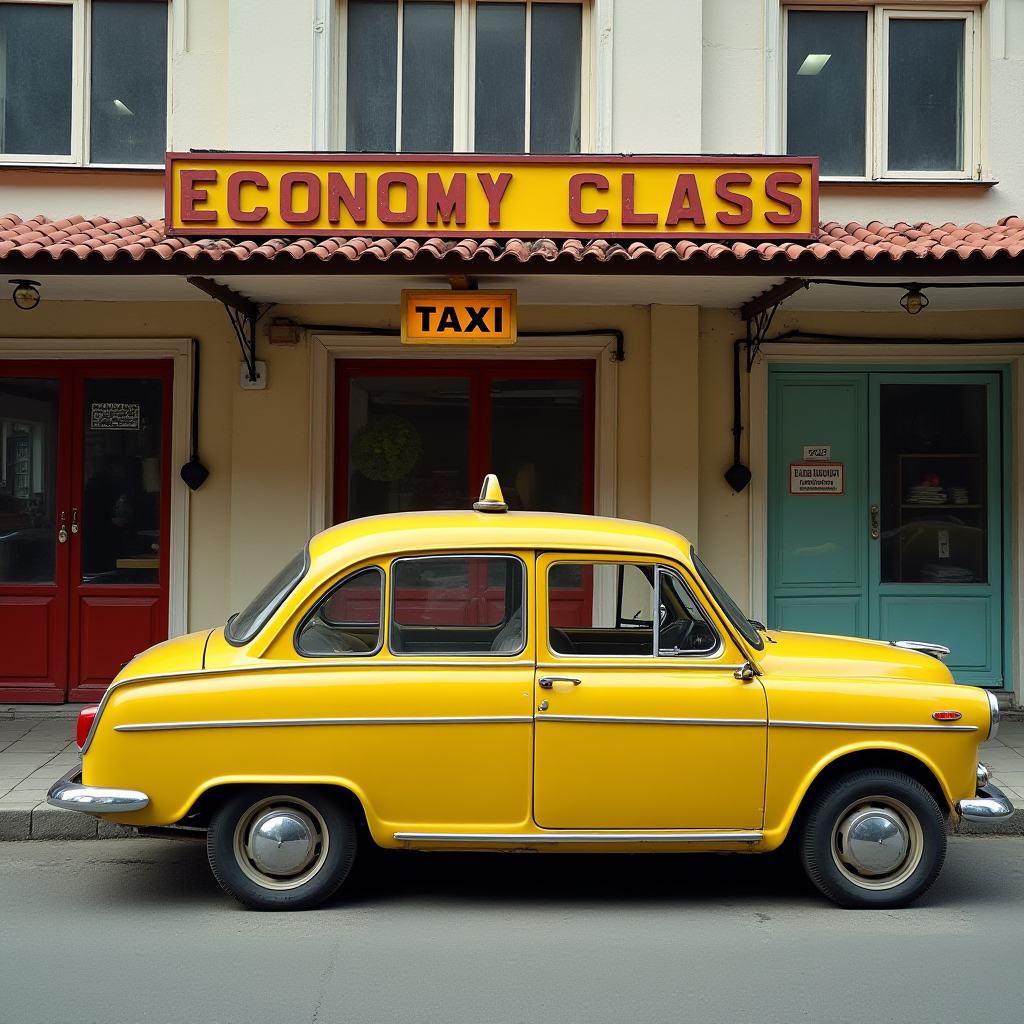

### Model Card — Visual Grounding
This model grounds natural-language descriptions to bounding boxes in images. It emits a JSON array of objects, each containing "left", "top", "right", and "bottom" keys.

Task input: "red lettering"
[
  {"left": 477, "top": 172, "right": 512, "bottom": 226},
  {"left": 665, "top": 173, "right": 706, "bottom": 227},
  {"left": 568, "top": 173, "right": 609, "bottom": 225},
  {"left": 621, "top": 173, "right": 658, "bottom": 226},
  {"left": 426, "top": 172, "right": 467, "bottom": 226},
  {"left": 764, "top": 171, "right": 803, "bottom": 226},
  {"left": 179, "top": 169, "right": 218, "bottom": 222},
  {"left": 226, "top": 171, "right": 269, "bottom": 223},
  {"left": 715, "top": 172, "right": 753, "bottom": 227},
  {"left": 280, "top": 172, "right": 322, "bottom": 224},
  {"left": 327, "top": 172, "right": 367, "bottom": 224},
  {"left": 377, "top": 172, "right": 419, "bottom": 224}
]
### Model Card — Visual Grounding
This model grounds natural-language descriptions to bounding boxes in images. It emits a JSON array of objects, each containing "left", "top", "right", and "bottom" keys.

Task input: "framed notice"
[
  {"left": 790, "top": 462, "right": 844, "bottom": 494},
  {"left": 90, "top": 403, "right": 140, "bottom": 430}
]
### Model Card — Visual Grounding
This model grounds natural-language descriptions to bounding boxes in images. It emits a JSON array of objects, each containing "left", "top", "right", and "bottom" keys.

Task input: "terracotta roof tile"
[{"left": 2, "top": 213, "right": 1023, "bottom": 272}]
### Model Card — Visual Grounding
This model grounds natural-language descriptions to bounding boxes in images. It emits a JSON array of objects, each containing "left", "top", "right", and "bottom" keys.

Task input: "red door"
[{"left": 0, "top": 361, "right": 172, "bottom": 703}]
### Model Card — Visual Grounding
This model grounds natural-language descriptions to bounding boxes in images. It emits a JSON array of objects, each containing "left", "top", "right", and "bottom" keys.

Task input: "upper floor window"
[
  {"left": 784, "top": 5, "right": 978, "bottom": 179},
  {"left": 342, "top": 0, "right": 586, "bottom": 153},
  {"left": 0, "top": 0, "right": 167, "bottom": 166}
]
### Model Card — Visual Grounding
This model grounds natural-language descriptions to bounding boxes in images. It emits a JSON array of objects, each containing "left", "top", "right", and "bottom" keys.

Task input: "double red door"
[{"left": 0, "top": 361, "right": 172, "bottom": 703}]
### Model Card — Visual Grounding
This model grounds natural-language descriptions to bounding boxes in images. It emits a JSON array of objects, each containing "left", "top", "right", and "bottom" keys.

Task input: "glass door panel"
[
  {"left": 490, "top": 378, "right": 586, "bottom": 512},
  {"left": 0, "top": 378, "right": 59, "bottom": 584},
  {"left": 344, "top": 375, "right": 472, "bottom": 519},
  {"left": 80, "top": 377, "right": 165, "bottom": 585}
]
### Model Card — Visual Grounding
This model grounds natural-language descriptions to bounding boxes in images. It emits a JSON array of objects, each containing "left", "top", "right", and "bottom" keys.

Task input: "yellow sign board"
[
  {"left": 166, "top": 154, "right": 818, "bottom": 240},
  {"left": 401, "top": 291, "right": 517, "bottom": 346}
]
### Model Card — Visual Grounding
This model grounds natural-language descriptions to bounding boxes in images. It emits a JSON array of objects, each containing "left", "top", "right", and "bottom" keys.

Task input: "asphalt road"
[{"left": 1, "top": 836, "right": 1022, "bottom": 1024}]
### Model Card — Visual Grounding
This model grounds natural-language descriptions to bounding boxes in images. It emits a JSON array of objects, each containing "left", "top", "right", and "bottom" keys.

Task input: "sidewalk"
[{"left": 2, "top": 707, "right": 1022, "bottom": 840}]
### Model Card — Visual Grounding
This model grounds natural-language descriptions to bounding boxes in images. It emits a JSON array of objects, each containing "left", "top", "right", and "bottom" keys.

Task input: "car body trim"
[
  {"left": 534, "top": 662, "right": 749, "bottom": 672},
  {"left": 957, "top": 783, "right": 1015, "bottom": 822},
  {"left": 46, "top": 765, "right": 149, "bottom": 814},
  {"left": 769, "top": 719, "right": 978, "bottom": 732},
  {"left": 392, "top": 830, "right": 764, "bottom": 843},
  {"left": 537, "top": 715, "right": 766, "bottom": 726},
  {"left": 114, "top": 715, "right": 535, "bottom": 733}
]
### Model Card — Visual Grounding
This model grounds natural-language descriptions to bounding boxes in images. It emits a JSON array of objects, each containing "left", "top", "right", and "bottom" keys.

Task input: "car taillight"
[{"left": 76, "top": 705, "right": 99, "bottom": 749}]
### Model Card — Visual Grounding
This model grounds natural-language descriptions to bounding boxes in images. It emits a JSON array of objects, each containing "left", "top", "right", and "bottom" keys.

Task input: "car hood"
[
  {"left": 114, "top": 628, "right": 215, "bottom": 683},
  {"left": 754, "top": 629, "right": 955, "bottom": 685}
]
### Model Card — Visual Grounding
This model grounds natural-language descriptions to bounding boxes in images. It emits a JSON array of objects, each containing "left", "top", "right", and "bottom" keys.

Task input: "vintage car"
[{"left": 49, "top": 476, "right": 1012, "bottom": 911}]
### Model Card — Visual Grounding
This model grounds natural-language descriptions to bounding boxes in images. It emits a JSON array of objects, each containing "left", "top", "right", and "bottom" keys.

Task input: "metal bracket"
[
  {"left": 740, "top": 278, "right": 809, "bottom": 371},
  {"left": 186, "top": 276, "right": 272, "bottom": 383}
]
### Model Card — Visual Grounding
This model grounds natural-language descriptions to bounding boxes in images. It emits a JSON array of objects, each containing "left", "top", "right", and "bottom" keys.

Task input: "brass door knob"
[{"left": 58, "top": 512, "right": 68, "bottom": 544}]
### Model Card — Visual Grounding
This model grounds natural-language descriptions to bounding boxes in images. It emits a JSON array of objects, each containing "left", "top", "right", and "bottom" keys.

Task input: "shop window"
[
  {"left": 0, "top": 0, "right": 167, "bottom": 166},
  {"left": 342, "top": 0, "right": 586, "bottom": 153},
  {"left": 783, "top": 5, "right": 977, "bottom": 179}
]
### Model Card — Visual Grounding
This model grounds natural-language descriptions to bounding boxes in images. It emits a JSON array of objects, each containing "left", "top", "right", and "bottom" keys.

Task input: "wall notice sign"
[
  {"left": 90, "top": 403, "right": 140, "bottom": 430},
  {"left": 401, "top": 290, "right": 516, "bottom": 346},
  {"left": 803, "top": 445, "right": 831, "bottom": 461},
  {"left": 790, "top": 462, "right": 844, "bottom": 494}
]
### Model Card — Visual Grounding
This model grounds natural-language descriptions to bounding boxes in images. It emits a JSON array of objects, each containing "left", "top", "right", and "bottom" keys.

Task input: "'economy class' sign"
[{"left": 166, "top": 153, "right": 818, "bottom": 241}]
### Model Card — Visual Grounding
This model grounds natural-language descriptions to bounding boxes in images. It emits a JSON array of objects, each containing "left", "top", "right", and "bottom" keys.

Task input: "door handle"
[
  {"left": 58, "top": 512, "right": 68, "bottom": 544},
  {"left": 870, "top": 505, "right": 880, "bottom": 541},
  {"left": 539, "top": 676, "right": 581, "bottom": 693},
  {"left": 71, "top": 507, "right": 79, "bottom": 535}
]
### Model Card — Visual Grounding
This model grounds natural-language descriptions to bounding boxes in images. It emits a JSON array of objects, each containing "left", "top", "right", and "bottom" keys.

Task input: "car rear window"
[{"left": 225, "top": 546, "right": 310, "bottom": 646}]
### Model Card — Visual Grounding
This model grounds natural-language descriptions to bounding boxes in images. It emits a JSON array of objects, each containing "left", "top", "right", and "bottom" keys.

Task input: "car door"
[{"left": 533, "top": 553, "right": 767, "bottom": 830}]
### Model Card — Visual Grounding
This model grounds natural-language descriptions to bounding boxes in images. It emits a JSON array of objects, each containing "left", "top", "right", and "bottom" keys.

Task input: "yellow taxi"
[{"left": 49, "top": 476, "right": 1011, "bottom": 911}]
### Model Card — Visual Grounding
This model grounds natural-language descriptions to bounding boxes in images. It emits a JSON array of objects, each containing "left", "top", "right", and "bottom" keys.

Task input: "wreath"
[{"left": 350, "top": 415, "right": 422, "bottom": 483}]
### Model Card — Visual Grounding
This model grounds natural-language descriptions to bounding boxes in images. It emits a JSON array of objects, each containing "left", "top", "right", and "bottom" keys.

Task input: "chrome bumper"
[
  {"left": 957, "top": 782, "right": 1015, "bottom": 822},
  {"left": 47, "top": 765, "right": 149, "bottom": 814}
]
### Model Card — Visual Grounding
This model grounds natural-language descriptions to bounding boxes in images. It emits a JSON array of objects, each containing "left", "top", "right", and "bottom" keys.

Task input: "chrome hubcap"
[
  {"left": 831, "top": 795, "right": 924, "bottom": 891},
  {"left": 233, "top": 796, "right": 330, "bottom": 891},
  {"left": 838, "top": 809, "right": 908, "bottom": 876},
  {"left": 249, "top": 811, "right": 317, "bottom": 876}
]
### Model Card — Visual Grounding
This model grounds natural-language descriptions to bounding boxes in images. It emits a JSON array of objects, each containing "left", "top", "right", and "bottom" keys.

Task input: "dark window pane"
[
  {"left": 402, "top": 1, "right": 454, "bottom": 152},
  {"left": 530, "top": 2, "right": 581, "bottom": 153},
  {"left": 0, "top": 3, "right": 72, "bottom": 155},
  {"left": 475, "top": 2, "right": 526, "bottom": 153},
  {"left": 347, "top": 0, "right": 398, "bottom": 151},
  {"left": 879, "top": 383, "right": 988, "bottom": 585},
  {"left": 90, "top": 1, "right": 167, "bottom": 164},
  {"left": 347, "top": 376, "right": 470, "bottom": 519},
  {"left": 0, "top": 378, "right": 59, "bottom": 583},
  {"left": 81, "top": 378, "right": 164, "bottom": 585},
  {"left": 887, "top": 19, "right": 964, "bottom": 172},
  {"left": 786, "top": 9, "right": 867, "bottom": 176},
  {"left": 490, "top": 378, "right": 585, "bottom": 512}
]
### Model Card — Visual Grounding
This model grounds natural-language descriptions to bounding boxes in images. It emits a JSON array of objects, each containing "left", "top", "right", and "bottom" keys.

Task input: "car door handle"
[{"left": 539, "top": 676, "right": 581, "bottom": 692}]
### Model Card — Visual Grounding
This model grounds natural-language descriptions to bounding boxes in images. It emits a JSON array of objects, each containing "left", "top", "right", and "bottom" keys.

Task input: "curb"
[{"left": 0, "top": 805, "right": 134, "bottom": 841}]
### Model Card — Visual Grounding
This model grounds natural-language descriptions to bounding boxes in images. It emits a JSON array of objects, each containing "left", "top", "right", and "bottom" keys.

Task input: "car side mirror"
[{"left": 734, "top": 662, "right": 756, "bottom": 681}]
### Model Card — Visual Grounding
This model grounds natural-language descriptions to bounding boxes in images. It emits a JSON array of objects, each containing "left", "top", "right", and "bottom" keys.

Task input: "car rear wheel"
[
  {"left": 799, "top": 769, "right": 946, "bottom": 909},
  {"left": 207, "top": 786, "right": 357, "bottom": 911}
]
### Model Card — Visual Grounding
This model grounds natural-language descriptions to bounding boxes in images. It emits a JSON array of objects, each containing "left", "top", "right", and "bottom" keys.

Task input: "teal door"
[{"left": 768, "top": 369, "right": 1005, "bottom": 688}]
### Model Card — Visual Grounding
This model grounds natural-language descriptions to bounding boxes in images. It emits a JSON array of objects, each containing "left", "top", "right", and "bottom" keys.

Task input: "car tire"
[
  {"left": 799, "top": 769, "right": 946, "bottom": 909},
  {"left": 207, "top": 786, "right": 357, "bottom": 911}
]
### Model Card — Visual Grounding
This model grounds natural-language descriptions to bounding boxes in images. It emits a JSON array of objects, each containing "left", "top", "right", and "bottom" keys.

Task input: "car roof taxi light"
[{"left": 474, "top": 474, "right": 508, "bottom": 513}]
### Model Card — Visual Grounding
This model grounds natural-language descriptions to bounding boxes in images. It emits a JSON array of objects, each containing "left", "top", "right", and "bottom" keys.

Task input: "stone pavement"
[{"left": 1, "top": 707, "right": 1022, "bottom": 840}]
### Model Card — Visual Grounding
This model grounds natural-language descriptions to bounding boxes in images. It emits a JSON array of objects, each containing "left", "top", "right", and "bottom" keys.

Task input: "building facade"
[{"left": 1, "top": 0, "right": 1023, "bottom": 705}]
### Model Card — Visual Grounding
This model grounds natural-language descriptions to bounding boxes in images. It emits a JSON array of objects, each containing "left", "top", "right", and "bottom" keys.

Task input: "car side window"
[
  {"left": 547, "top": 562, "right": 655, "bottom": 657},
  {"left": 295, "top": 567, "right": 384, "bottom": 657},
  {"left": 658, "top": 570, "right": 720, "bottom": 656},
  {"left": 390, "top": 555, "right": 526, "bottom": 656}
]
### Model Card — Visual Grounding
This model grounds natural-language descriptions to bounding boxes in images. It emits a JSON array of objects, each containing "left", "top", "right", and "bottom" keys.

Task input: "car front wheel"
[
  {"left": 207, "top": 786, "right": 357, "bottom": 910},
  {"left": 799, "top": 769, "right": 947, "bottom": 909}
]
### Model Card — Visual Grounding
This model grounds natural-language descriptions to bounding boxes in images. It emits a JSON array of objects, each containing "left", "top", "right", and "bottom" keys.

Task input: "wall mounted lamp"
[
  {"left": 900, "top": 285, "right": 929, "bottom": 315},
  {"left": 9, "top": 279, "right": 41, "bottom": 310}
]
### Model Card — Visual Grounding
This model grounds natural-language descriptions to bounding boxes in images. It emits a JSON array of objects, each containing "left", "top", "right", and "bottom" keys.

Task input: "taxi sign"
[{"left": 401, "top": 290, "right": 517, "bottom": 346}]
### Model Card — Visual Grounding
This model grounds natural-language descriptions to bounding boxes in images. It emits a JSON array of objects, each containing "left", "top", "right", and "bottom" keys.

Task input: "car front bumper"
[
  {"left": 957, "top": 782, "right": 1015, "bottom": 822},
  {"left": 47, "top": 765, "right": 149, "bottom": 814}
]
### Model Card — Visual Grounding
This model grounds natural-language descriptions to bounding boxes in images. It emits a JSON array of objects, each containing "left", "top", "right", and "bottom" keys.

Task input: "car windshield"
[
  {"left": 225, "top": 547, "right": 309, "bottom": 646},
  {"left": 690, "top": 547, "right": 764, "bottom": 651}
]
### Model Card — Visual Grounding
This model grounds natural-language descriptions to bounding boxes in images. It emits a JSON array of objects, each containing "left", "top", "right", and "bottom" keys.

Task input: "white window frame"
[
  {"left": 776, "top": 3, "right": 982, "bottom": 181},
  {"left": 0, "top": 0, "right": 171, "bottom": 169},
  {"left": 332, "top": 0, "right": 594, "bottom": 153}
]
